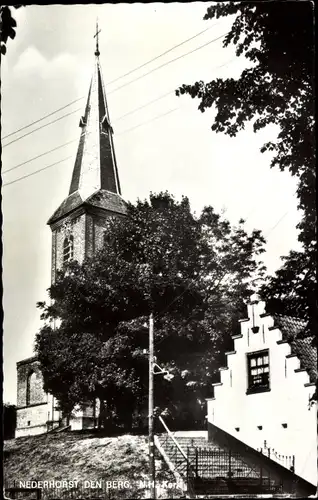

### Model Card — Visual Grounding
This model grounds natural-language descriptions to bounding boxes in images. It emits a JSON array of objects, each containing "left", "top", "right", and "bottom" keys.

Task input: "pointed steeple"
[
  {"left": 69, "top": 24, "right": 121, "bottom": 199},
  {"left": 48, "top": 25, "right": 126, "bottom": 225}
]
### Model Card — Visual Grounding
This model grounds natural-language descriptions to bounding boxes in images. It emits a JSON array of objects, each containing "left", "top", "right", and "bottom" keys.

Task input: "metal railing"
[
  {"left": 157, "top": 417, "right": 197, "bottom": 498},
  {"left": 257, "top": 442, "right": 295, "bottom": 471},
  {"left": 186, "top": 447, "right": 285, "bottom": 496}
]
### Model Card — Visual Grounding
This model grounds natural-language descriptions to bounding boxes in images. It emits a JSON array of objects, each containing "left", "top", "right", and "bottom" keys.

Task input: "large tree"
[
  {"left": 35, "top": 192, "right": 266, "bottom": 428},
  {"left": 176, "top": 1, "right": 316, "bottom": 339}
]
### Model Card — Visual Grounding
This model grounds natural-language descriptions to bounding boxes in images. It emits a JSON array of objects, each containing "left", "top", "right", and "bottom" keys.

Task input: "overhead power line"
[
  {"left": 106, "top": 23, "right": 219, "bottom": 87},
  {"left": 2, "top": 139, "right": 78, "bottom": 175},
  {"left": 2, "top": 157, "right": 73, "bottom": 187},
  {"left": 108, "top": 32, "right": 227, "bottom": 96},
  {"left": 113, "top": 89, "right": 174, "bottom": 122},
  {"left": 3, "top": 57, "right": 235, "bottom": 175},
  {"left": 2, "top": 23, "right": 221, "bottom": 141},
  {"left": 2, "top": 106, "right": 180, "bottom": 188},
  {"left": 154, "top": 202, "right": 293, "bottom": 333},
  {"left": 2, "top": 108, "right": 82, "bottom": 148},
  {"left": 2, "top": 91, "right": 176, "bottom": 174},
  {"left": 2, "top": 29, "right": 227, "bottom": 146},
  {"left": 264, "top": 211, "right": 290, "bottom": 237},
  {"left": 117, "top": 108, "right": 179, "bottom": 136},
  {"left": 2, "top": 97, "right": 84, "bottom": 140}
]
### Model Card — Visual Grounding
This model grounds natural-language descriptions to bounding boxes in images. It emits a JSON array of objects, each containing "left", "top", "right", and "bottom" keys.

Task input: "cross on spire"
[{"left": 94, "top": 20, "right": 101, "bottom": 57}]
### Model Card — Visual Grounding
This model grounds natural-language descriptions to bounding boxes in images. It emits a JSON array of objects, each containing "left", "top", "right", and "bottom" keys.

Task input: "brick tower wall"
[
  {"left": 17, "top": 358, "right": 46, "bottom": 408},
  {"left": 51, "top": 212, "right": 87, "bottom": 283},
  {"left": 16, "top": 358, "right": 53, "bottom": 437}
]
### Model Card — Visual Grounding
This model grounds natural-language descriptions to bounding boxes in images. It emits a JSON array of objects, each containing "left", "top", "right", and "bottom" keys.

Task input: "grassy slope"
[{"left": 4, "top": 431, "right": 185, "bottom": 499}]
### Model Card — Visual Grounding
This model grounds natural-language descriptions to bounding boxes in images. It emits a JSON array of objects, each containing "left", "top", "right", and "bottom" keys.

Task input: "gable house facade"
[{"left": 206, "top": 295, "right": 317, "bottom": 487}]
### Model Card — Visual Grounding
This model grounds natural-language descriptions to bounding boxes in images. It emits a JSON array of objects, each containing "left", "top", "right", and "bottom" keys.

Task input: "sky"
[{"left": 1, "top": 3, "right": 302, "bottom": 404}]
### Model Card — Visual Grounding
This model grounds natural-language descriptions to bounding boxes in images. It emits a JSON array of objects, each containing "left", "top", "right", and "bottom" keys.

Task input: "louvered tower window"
[{"left": 63, "top": 235, "right": 74, "bottom": 265}]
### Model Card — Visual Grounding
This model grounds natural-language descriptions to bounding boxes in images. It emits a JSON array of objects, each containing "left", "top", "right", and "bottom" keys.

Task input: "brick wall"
[
  {"left": 84, "top": 212, "right": 119, "bottom": 260},
  {"left": 51, "top": 213, "right": 86, "bottom": 282},
  {"left": 16, "top": 358, "right": 52, "bottom": 437},
  {"left": 93, "top": 215, "right": 109, "bottom": 253},
  {"left": 21, "top": 201, "right": 127, "bottom": 436},
  {"left": 17, "top": 403, "right": 49, "bottom": 430},
  {"left": 17, "top": 358, "right": 47, "bottom": 408},
  {"left": 16, "top": 423, "right": 48, "bottom": 438},
  {"left": 50, "top": 204, "right": 126, "bottom": 283}
]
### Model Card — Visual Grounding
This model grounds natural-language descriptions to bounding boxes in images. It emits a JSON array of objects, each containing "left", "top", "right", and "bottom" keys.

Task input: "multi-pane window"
[
  {"left": 63, "top": 235, "right": 74, "bottom": 265},
  {"left": 247, "top": 350, "right": 270, "bottom": 393}
]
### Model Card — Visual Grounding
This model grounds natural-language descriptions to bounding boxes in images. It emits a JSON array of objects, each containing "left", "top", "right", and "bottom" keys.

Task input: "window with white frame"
[{"left": 247, "top": 350, "right": 270, "bottom": 393}]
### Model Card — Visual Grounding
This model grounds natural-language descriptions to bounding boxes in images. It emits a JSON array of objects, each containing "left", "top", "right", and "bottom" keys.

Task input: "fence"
[
  {"left": 257, "top": 442, "right": 295, "bottom": 471},
  {"left": 186, "top": 448, "right": 286, "bottom": 495}
]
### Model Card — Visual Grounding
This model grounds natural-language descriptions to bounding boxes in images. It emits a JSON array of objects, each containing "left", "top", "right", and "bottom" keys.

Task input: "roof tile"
[{"left": 273, "top": 314, "right": 317, "bottom": 383}]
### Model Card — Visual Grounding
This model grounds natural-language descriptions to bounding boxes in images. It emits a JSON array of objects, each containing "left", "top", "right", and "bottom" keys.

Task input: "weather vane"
[{"left": 94, "top": 19, "right": 101, "bottom": 57}]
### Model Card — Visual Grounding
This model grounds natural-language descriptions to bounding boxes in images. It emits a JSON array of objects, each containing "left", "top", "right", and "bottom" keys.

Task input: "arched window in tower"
[
  {"left": 26, "top": 371, "right": 36, "bottom": 406},
  {"left": 26, "top": 370, "right": 45, "bottom": 406},
  {"left": 63, "top": 235, "right": 74, "bottom": 265}
]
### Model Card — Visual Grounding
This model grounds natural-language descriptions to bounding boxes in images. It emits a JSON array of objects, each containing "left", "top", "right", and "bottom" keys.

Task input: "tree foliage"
[
  {"left": 35, "top": 192, "right": 266, "bottom": 428},
  {"left": 176, "top": 1, "right": 316, "bottom": 339},
  {"left": 261, "top": 249, "right": 317, "bottom": 344},
  {"left": 0, "top": 5, "right": 24, "bottom": 55}
]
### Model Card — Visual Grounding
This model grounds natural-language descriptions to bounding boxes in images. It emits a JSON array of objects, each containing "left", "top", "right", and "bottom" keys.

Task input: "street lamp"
[{"left": 147, "top": 314, "right": 174, "bottom": 500}]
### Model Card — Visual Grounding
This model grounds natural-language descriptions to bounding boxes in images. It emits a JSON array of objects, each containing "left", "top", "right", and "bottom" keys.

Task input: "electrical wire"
[
  {"left": 114, "top": 54, "right": 234, "bottom": 121},
  {"left": 2, "top": 134, "right": 296, "bottom": 354},
  {"left": 3, "top": 32, "right": 227, "bottom": 148},
  {"left": 2, "top": 157, "right": 73, "bottom": 187},
  {"left": 2, "top": 90, "right": 175, "bottom": 174},
  {"left": 2, "top": 102, "right": 178, "bottom": 176},
  {"left": 154, "top": 201, "right": 294, "bottom": 335},
  {"left": 264, "top": 211, "right": 290, "bottom": 237},
  {"left": 1, "top": 106, "right": 180, "bottom": 187},
  {"left": 113, "top": 89, "right": 174, "bottom": 122},
  {"left": 3, "top": 56, "right": 235, "bottom": 175},
  {"left": 2, "top": 98, "right": 84, "bottom": 140},
  {"left": 2, "top": 139, "right": 78, "bottom": 175},
  {"left": 3, "top": 51, "right": 234, "bottom": 154},
  {"left": 2, "top": 108, "right": 82, "bottom": 148},
  {"left": 2, "top": 23, "right": 222, "bottom": 141},
  {"left": 107, "top": 33, "right": 227, "bottom": 97},
  {"left": 106, "top": 23, "right": 220, "bottom": 87},
  {"left": 117, "top": 108, "right": 179, "bottom": 136}
]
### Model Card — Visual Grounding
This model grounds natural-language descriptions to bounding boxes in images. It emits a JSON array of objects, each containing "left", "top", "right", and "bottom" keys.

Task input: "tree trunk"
[{"left": 98, "top": 399, "right": 107, "bottom": 429}]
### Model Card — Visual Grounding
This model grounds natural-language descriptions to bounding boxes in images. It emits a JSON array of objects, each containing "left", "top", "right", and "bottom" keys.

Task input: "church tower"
[
  {"left": 48, "top": 27, "right": 126, "bottom": 283},
  {"left": 15, "top": 26, "right": 126, "bottom": 437}
]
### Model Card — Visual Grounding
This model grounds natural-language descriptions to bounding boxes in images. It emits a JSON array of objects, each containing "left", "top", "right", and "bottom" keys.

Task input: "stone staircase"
[
  {"left": 156, "top": 432, "right": 264, "bottom": 479},
  {"left": 156, "top": 432, "right": 217, "bottom": 477},
  {"left": 155, "top": 430, "right": 283, "bottom": 498}
]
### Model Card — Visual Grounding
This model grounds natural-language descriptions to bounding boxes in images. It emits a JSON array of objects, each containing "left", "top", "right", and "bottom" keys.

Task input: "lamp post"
[
  {"left": 148, "top": 312, "right": 156, "bottom": 499},
  {"left": 147, "top": 313, "right": 174, "bottom": 499}
]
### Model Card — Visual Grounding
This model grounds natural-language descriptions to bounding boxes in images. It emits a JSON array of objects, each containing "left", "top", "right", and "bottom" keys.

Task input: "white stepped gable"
[{"left": 206, "top": 297, "right": 317, "bottom": 486}]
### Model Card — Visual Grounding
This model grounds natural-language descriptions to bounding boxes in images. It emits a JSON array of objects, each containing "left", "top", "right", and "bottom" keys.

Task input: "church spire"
[
  {"left": 68, "top": 23, "right": 122, "bottom": 200},
  {"left": 48, "top": 25, "right": 125, "bottom": 226}
]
